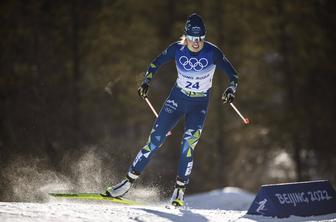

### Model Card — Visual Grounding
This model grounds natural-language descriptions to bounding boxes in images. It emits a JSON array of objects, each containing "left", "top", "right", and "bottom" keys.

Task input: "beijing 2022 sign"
[{"left": 247, "top": 180, "right": 336, "bottom": 218}]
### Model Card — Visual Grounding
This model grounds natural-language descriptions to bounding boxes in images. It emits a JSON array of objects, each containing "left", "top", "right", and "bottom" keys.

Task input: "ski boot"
[
  {"left": 101, "top": 171, "right": 139, "bottom": 198},
  {"left": 171, "top": 181, "right": 186, "bottom": 207}
]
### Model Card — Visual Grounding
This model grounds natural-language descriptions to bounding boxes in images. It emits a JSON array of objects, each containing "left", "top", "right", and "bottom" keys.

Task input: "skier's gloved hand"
[
  {"left": 138, "top": 82, "right": 149, "bottom": 99},
  {"left": 222, "top": 86, "right": 235, "bottom": 104}
]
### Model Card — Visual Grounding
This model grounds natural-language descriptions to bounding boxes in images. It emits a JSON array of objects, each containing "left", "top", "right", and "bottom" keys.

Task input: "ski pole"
[
  {"left": 229, "top": 103, "right": 250, "bottom": 125},
  {"left": 144, "top": 97, "right": 172, "bottom": 136},
  {"left": 145, "top": 97, "right": 159, "bottom": 118}
]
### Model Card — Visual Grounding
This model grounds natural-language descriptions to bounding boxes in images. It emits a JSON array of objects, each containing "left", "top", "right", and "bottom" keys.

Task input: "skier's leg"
[
  {"left": 103, "top": 97, "right": 184, "bottom": 198},
  {"left": 177, "top": 103, "right": 208, "bottom": 184},
  {"left": 171, "top": 102, "right": 208, "bottom": 206},
  {"left": 130, "top": 99, "right": 184, "bottom": 175}
]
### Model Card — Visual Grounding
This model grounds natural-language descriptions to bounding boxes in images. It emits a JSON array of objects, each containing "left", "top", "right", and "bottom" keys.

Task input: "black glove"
[
  {"left": 137, "top": 82, "right": 149, "bottom": 99},
  {"left": 222, "top": 87, "right": 235, "bottom": 104}
]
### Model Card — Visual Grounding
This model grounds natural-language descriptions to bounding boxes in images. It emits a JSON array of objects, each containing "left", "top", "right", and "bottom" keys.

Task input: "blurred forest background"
[{"left": 1, "top": 0, "right": 336, "bottom": 201}]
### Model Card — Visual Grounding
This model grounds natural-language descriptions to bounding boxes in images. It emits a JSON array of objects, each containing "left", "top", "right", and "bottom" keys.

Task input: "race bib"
[{"left": 176, "top": 56, "right": 216, "bottom": 92}]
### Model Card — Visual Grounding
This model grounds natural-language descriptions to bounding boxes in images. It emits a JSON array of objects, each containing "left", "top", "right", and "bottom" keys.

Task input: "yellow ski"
[{"left": 48, "top": 193, "right": 140, "bottom": 205}]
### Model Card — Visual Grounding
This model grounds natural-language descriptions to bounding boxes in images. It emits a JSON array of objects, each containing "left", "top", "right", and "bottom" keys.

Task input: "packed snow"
[{"left": 0, "top": 187, "right": 335, "bottom": 222}]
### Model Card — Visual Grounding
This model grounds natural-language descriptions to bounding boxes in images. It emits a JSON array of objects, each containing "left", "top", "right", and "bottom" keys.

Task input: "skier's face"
[{"left": 186, "top": 35, "right": 205, "bottom": 52}]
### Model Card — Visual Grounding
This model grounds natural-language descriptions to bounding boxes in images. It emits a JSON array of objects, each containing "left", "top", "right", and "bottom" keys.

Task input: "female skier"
[{"left": 102, "top": 13, "right": 238, "bottom": 207}]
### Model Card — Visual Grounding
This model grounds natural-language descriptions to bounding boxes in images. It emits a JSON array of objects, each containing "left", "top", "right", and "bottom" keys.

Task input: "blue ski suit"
[{"left": 130, "top": 41, "right": 238, "bottom": 185}]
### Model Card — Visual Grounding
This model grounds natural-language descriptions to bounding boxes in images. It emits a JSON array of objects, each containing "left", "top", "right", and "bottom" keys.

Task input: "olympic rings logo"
[{"left": 179, "top": 56, "right": 208, "bottom": 72}]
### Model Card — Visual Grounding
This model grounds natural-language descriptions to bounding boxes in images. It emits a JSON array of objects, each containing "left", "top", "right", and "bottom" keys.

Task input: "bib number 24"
[{"left": 186, "top": 81, "right": 200, "bottom": 89}]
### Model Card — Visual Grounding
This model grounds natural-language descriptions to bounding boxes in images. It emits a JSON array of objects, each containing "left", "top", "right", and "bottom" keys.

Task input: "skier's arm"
[
  {"left": 142, "top": 43, "right": 177, "bottom": 85},
  {"left": 138, "top": 43, "right": 177, "bottom": 99},
  {"left": 213, "top": 46, "right": 239, "bottom": 91}
]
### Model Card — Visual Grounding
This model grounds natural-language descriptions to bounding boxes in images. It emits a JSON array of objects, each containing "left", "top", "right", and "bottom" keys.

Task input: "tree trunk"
[
  {"left": 276, "top": 0, "right": 303, "bottom": 181},
  {"left": 71, "top": 0, "right": 81, "bottom": 149}
]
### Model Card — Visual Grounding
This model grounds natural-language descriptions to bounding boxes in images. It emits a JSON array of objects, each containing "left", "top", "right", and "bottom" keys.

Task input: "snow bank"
[{"left": 185, "top": 187, "right": 254, "bottom": 210}]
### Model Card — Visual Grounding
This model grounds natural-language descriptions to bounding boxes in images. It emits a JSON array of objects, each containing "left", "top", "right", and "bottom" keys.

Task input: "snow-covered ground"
[{"left": 0, "top": 187, "right": 335, "bottom": 222}]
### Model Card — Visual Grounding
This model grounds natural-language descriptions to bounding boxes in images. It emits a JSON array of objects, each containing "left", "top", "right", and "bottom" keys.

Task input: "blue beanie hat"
[{"left": 184, "top": 13, "right": 206, "bottom": 36}]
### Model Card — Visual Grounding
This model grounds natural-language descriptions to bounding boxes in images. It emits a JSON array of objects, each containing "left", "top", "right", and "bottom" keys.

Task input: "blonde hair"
[{"left": 179, "top": 35, "right": 187, "bottom": 45}]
